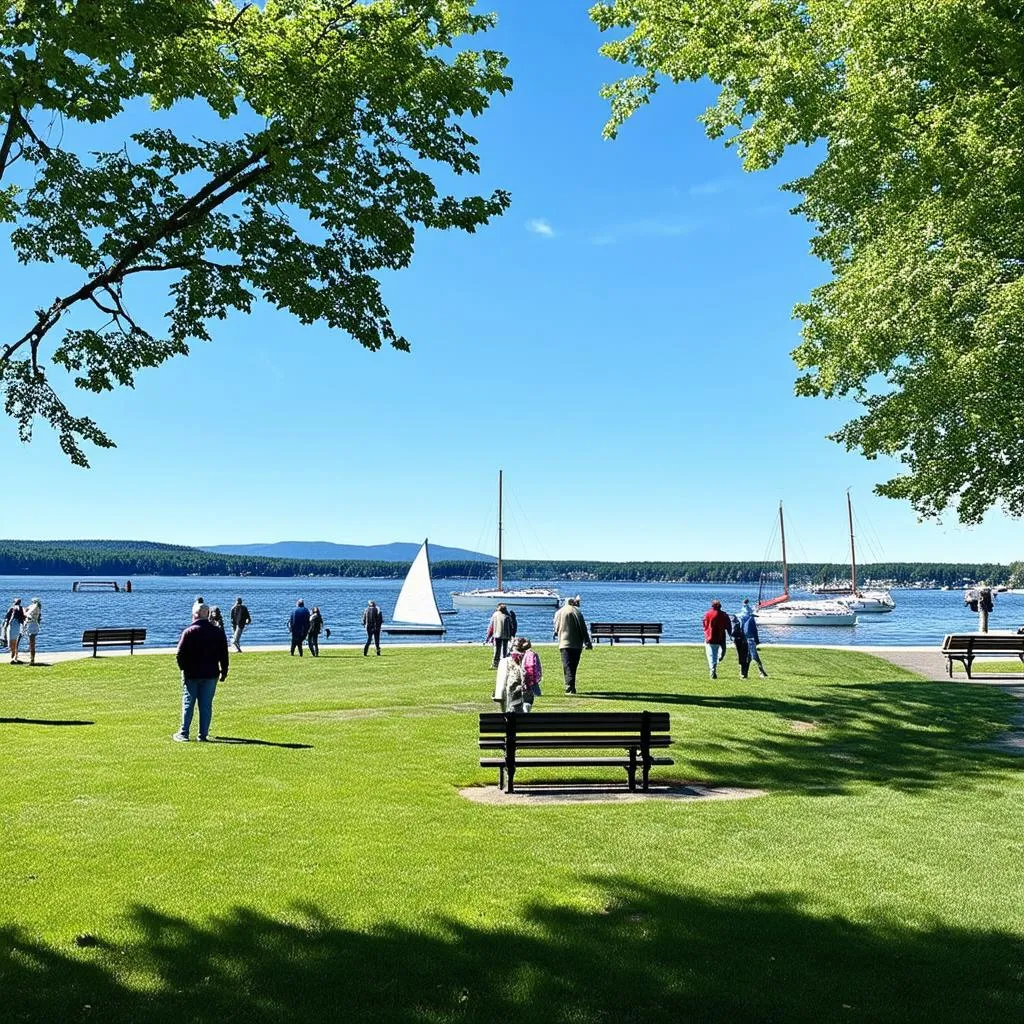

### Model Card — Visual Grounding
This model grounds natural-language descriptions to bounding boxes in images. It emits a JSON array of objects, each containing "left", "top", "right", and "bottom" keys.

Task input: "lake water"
[{"left": 1, "top": 576, "right": 1019, "bottom": 652}]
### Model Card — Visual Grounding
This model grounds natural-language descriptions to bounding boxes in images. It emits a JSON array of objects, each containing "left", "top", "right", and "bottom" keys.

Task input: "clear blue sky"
[{"left": 1, "top": 1, "right": 1019, "bottom": 563}]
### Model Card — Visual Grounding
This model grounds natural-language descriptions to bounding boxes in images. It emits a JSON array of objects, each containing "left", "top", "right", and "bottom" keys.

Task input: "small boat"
[
  {"left": 451, "top": 471, "right": 561, "bottom": 609},
  {"left": 756, "top": 503, "right": 857, "bottom": 627},
  {"left": 831, "top": 492, "right": 896, "bottom": 614},
  {"left": 381, "top": 539, "right": 446, "bottom": 637}
]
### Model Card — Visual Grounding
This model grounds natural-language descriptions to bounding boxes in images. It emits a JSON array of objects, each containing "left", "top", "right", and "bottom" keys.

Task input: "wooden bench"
[
  {"left": 590, "top": 622, "right": 663, "bottom": 645},
  {"left": 941, "top": 633, "right": 1024, "bottom": 678},
  {"left": 82, "top": 628, "right": 147, "bottom": 657},
  {"left": 479, "top": 711, "right": 673, "bottom": 793}
]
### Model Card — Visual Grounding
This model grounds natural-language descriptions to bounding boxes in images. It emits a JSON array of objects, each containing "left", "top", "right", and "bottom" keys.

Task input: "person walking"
[
  {"left": 553, "top": 596, "right": 591, "bottom": 694},
  {"left": 729, "top": 612, "right": 751, "bottom": 679},
  {"left": 362, "top": 600, "right": 383, "bottom": 656},
  {"left": 23, "top": 597, "right": 42, "bottom": 666},
  {"left": 230, "top": 597, "right": 252, "bottom": 653},
  {"left": 4, "top": 597, "right": 25, "bottom": 664},
  {"left": 173, "top": 603, "right": 229, "bottom": 742},
  {"left": 487, "top": 603, "right": 514, "bottom": 668},
  {"left": 740, "top": 599, "right": 768, "bottom": 678},
  {"left": 307, "top": 606, "right": 324, "bottom": 657},
  {"left": 289, "top": 599, "right": 311, "bottom": 656},
  {"left": 702, "top": 599, "right": 732, "bottom": 679},
  {"left": 516, "top": 636, "right": 542, "bottom": 712}
]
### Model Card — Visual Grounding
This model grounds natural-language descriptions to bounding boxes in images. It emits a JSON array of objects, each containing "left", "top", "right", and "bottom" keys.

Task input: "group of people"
[
  {"left": 489, "top": 595, "right": 593, "bottom": 702},
  {"left": 702, "top": 598, "right": 768, "bottom": 680},
  {"left": 192, "top": 595, "right": 253, "bottom": 653},
  {"left": 2, "top": 596, "right": 42, "bottom": 665},
  {"left": 286, "top": 599, "right": 327, "bottom": 657}
]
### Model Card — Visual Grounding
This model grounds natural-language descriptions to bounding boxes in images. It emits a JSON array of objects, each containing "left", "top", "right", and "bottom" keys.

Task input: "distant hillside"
[{"left": 200, "top": 541, "right": 494, "bottom": 562}]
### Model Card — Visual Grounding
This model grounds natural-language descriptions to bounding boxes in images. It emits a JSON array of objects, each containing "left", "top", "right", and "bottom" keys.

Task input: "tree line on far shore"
[{"left": 0, "top": 541, "right": 1010, "bottom": 588}]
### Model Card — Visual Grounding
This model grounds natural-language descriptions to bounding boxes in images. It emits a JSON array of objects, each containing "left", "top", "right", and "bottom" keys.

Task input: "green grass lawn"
[{"left": 2, "top": 645, "right": 1023, "bottom": 1023}]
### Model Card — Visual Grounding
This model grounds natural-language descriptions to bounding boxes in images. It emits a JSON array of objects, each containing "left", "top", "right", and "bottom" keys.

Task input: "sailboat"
[
  {"left": 834, "top": 492, "right": 895, "bottom": 613},
  {"left": 381, "top": 539, "right": 446, "bottom": 637},
  {"left": 755, "top": 503, "right": 858, "bottom": 626},
  {"left": 450, "top": 471, "right": 561, "bottom": 609}
]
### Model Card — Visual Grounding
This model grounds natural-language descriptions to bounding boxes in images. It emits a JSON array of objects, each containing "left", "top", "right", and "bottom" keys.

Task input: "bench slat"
[
  {"left": 480, "top": 736, "right": 672, "bottom": 749},
  {"left": 479, "top": 712, "right": 670, "bottom": 732},
  {"left": 481, "top": 756, "right": 674, "bottom": 768}
]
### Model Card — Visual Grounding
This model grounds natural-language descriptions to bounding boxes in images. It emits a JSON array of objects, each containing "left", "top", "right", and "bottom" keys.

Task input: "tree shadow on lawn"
[
  {"left": 585, "top": 681, "right": 1020, "bottom": 795},
  {"left": 2, "top": 881, "right": 1021, "bottom": 1023},
  {"left": 0, "top": 717, "right": 94, "bottom": 726}
]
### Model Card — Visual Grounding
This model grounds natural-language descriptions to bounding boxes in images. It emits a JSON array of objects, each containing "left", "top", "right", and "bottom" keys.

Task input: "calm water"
[{"left": 1, "top": 576, "right": 1019, "bottom": 652}]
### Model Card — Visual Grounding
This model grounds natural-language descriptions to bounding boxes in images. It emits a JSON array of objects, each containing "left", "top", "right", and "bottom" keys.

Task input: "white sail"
[{"left": 392, "top": 540, "right": 443, "bottom": 627}]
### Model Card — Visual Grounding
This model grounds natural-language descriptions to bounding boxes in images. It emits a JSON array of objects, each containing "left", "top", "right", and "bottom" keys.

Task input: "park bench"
[
  {"left": 479, "top": 711, "right": 673, "bottom": 793},
  {"left": 81, "top": 628, "right": 147, "bottom": 657},
  {"left": 590, "top": 622, "right": 663, "bottom": 645},
  {"left": 941, "top": 633, "right": 1024, "bottom": 678}
]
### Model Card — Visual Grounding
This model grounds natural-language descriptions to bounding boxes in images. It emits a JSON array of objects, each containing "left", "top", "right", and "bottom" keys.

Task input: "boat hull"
[
  {"left": 451, "top": 589, "right": 561, "bottom": 609},
  {"left": 756, "top": 601, "right": 857, "bottom": 626}
]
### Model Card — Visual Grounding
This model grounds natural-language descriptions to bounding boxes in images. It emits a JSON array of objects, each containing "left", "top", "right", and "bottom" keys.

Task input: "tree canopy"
[
  {"left": 0, "top": 1, "right": 509, "bottom": 463},
  {"left": 592, "top": 0, "right": 1024, "bottom": 524}
]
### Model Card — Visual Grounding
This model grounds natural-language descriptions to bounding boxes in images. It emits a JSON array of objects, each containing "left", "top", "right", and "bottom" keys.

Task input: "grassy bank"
[{"left": 2, "top": 646, "right": 1023, "bottom": 1022}]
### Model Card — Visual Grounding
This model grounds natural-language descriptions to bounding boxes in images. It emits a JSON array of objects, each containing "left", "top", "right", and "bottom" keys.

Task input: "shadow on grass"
[
  {"left": 0, "top": 717, "right": 94, "bottom": 726},
  {"left": 2, "top": 881, "right": 1021, "bottom": 1023},
  {"left": 587, "top": 681, "right": 1020, "bottom": 795},
  {"left": 211, "top": 736, "right": 313, "bottom": 750}
]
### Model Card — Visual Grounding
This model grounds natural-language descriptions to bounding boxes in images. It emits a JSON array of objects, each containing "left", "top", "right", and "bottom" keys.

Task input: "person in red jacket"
[{"left": 702, "top": 599, "right": 732, "bottom": 679}]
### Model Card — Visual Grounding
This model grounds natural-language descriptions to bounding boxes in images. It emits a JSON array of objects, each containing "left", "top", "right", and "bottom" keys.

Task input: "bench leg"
[
  {"left": 966, "top": 656, "right": 974, "bottom": 680},
  {"left": 499, "top": 765, "right": 505, "bottom": 791},
  {"left": 627, "top": 747, "right": 637, "bottom": 792},
  {"left": 507, "top": 766, "right": 515, "bottom": 794},
  {"left": 642, "top": 760, "right": 651, "bottom": 792},
  {"left": 947, "top": 656, "right": 953, "bottom": 678},
  {"left": 93, "top": 637, "right": 98, "bottom": 658}
]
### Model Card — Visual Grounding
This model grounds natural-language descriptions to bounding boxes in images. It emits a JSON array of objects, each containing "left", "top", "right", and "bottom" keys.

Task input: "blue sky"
[{"left": 1, "top": 1, "right": 1019, "bottom": 563}]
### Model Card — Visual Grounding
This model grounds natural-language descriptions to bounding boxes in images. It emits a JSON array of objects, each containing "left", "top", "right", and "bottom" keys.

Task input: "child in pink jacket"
[{"left": 516, "top": 637, "right": 542, "bottom": 712}]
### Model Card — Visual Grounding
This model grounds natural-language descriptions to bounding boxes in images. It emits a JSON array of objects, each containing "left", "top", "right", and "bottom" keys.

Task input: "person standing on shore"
[
  {"left": 487, "top": 603, "right": 513, "bottom": 668},
  {"left": 362, "top": 600, "right": 383, "bottom": 656},
  {"left": 702, "top": 599, "right": 732, "bottom": 679},
  {"left": 307, "top": 606, "right": 324, "bottom": 657},
  {"left": 289, "top": 599, "right": 311, "bottom": 656},
  {"left": 230, "top": 597, "right": 252, "bottom": 653},
  {"left": 173, "top": 603, "right": 229, "bottom": 742},
  {"left": 4, "top": 597, "right": 25, "bottom": 664},
  {"left": 553, "top": 596, "right": 592, "bottom": 694},
  {"left": 740, "top": 599, "right": 768, "bottom": 678},
  {"left": 192, "top": 595, "right": 205, "bottom": 618},
  {"left": 209, "top": 606, "right": 225, "bottom": 632},
  {"left": 23, "top": 597, "right": 43, "bottom": 666}
]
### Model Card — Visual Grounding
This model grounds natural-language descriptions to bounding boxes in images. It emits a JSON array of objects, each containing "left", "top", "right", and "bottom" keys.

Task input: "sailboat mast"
[
  {"left": 847, "top": 491, "right": 857, "bottom": 596},
  {"left": 497, "top": 469, "right": 503, "bottom": 593},
  {"left": 779, "top": 502, "right": 789, "bottom": 598}
]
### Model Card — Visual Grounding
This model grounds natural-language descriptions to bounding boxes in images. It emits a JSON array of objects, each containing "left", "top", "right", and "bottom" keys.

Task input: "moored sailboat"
[
  {"left": 451, "top": 471, "right": 561, "bottom": 609},
  {"left": 833, "top": 492, "right": 895, "bottom": 613},
  {"left": 756, "top": 503, "right": 858, "bottom": 626}
]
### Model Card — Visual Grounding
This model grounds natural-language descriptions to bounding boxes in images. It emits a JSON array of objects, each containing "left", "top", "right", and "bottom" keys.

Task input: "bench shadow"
[
  {"left": 1, "top": 880, "right": 1021, "bottom": 1022},
  {"left": 0, "top": 717, "right": 94, "bottom": 726},
  {"left": 584, "top": 681, "right": 1018, "bottom": 795},
  {"left": 211, "top": 736, "right": 313, "bottom": 750}
]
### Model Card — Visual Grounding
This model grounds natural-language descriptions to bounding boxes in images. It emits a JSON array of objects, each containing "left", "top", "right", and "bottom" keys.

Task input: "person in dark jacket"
[
  {"left": 289, "top": 599, "right": 311, "bottom": 656},
  {"left": 362, "top": 600, "right": 383, "bottom": 656},
  {"left": 740, "top": 599, "right": 768, "bottom": 678},
  {"left": 230, "top": 597, "right": 252, "bottom": 653},
  {"left": 508, "top": 607, "right": 518, "bottom": 639},
  {"left": 173, "top": 603, "right": 229, "bottom": 742},
  {"left": 487, "top": 603, "right": 514, "bottom": 668},
  {"left": 307, "top": 606, "right": 324, "bottom": 657},
  {"left": 730, "top": 613, "right": 751, "bottom": 679}
]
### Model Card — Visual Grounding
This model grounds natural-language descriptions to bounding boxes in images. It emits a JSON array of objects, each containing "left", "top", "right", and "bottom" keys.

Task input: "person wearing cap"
[
  {"left": 362, "top": 599, "right": 383, "bottom": 656},
  {"left": 289, "top": 599, "right": 311, "bottom": 656},
  {"left": 4, "top": 597, "right": 25, "bottom": 664},
  {"left": 552, "top": 595, "right": 592, "bottom": 694},
  {"left": 740, "top": 599, "right": 768, "bottom": 678},
  {"left": 230, "top": 596, "right": 252, "bottom": 653},
  {"left": 173, "top": 603, "right": 229, "bottom": 742}
]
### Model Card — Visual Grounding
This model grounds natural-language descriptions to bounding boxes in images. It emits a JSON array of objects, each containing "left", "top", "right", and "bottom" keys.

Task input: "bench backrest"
[
  {"left": 82, "top": 628, "right": 147, "bottom": 643},
  {"left": 480, "top": 711, "right": 670, "bottom": 736},
  {"left": 589, "top": 623, "right": 663, "bottom": 632},
  {"left": 942, "top": 633, "right": 1024, "bottom": 653}
]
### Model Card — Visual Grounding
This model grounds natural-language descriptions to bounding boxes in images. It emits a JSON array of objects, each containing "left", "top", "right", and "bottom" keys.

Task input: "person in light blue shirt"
[{"left": 740, "top": 599, "right": 768, "bottom": 679}]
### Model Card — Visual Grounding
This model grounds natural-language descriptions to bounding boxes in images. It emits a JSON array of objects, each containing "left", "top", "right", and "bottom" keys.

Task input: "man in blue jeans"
[{"left": 173, "top": 603, "right": 229, "bottom": 742}]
